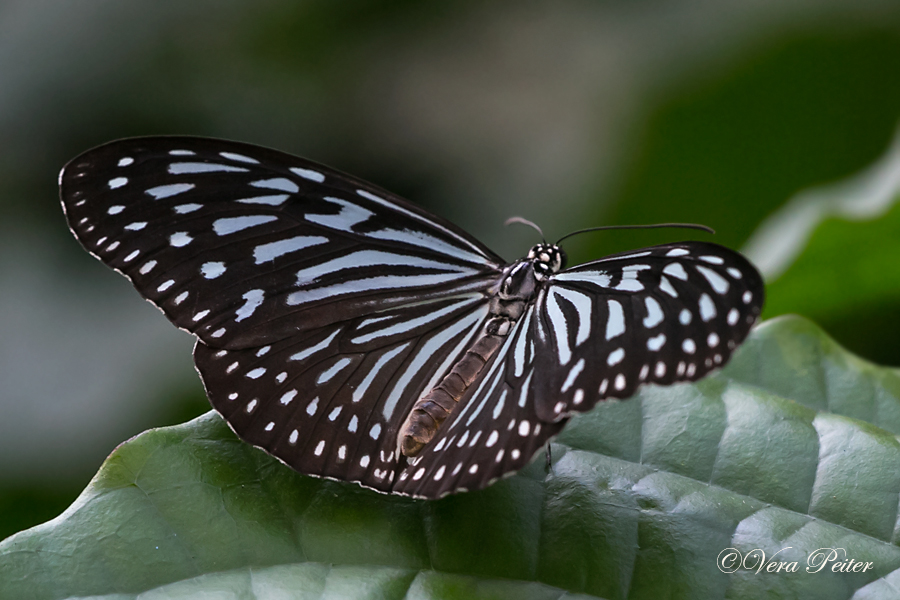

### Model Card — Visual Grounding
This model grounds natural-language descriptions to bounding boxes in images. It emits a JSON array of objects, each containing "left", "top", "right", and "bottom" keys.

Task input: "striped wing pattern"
[
  {"left": 60, "top": 137, "right": 503, "bottom": 349},
  {"left": 194, "top": 293, "right": 491, "bottom": 494},
  {"left": 533, "top": 242, "right": 764, "bottom": 422},
  {"left": 392, "top": 307, "right": 565, "bottom": 497},
  {"left": 60, "top": 136, "right": 765, "bottom": 500}
]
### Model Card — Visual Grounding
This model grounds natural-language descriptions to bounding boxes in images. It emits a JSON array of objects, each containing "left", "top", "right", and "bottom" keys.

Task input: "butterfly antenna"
[
  {"left": 556, "top": 222, "right": 714, "bottom": 245},
  {"left": 504, "top": 216, "right": 545, "bottom": 242}
]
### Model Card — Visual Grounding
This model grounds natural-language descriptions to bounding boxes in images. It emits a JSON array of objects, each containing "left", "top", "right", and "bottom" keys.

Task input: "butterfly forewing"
[
  {"left": 533, "top": 242, "right": 763, "bottom": 422},
  {"left": 60, "top": 137, "right": 503, "bottom": 349}
]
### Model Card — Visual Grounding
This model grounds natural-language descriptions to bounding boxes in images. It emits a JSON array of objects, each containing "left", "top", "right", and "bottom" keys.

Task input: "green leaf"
[
  {"left": 3, "top": 316, "right": 900, "bottom": 599},
  {"left": 742, "top": 130, "right": 900, "bottom": 365}
]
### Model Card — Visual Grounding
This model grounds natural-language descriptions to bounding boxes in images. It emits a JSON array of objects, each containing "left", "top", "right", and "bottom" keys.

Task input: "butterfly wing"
[
  {"left": 532, "top": 242, "right": 764, "bottom": 422},
  {"left": 60, "top": 136, "right": 508, "bottom": 495},
  {"left": 194, "top": 293, "right": 491, "bottom": 494},
  {"left": 60, "top": 137, "right": 503, "bottom": 349}
]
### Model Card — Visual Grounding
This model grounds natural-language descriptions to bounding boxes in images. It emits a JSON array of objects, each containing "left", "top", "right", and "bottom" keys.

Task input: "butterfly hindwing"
[
  {"left": 194, "top": 293, "right": 491, "bottom": 493},
  {"left": 532, "top": 242, "right": 764, "bottom": 422},
  {"left": 392, "top": 308, "right": 565, "bottom": 498}
]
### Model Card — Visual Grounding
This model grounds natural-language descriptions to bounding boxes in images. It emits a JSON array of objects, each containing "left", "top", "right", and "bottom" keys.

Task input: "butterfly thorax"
[{"left": 397, "top": 244, "right": 565, "bottom": 458}]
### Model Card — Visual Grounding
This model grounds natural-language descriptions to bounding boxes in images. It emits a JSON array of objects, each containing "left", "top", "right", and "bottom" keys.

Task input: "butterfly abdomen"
[{"left": 398, "top": 254, "right": 557, "bottom": 458}]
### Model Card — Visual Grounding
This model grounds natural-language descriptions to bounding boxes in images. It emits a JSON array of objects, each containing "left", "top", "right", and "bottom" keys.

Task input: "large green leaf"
[
  {"left": 742, "top": 131, "right": 900, "bottom": 366},
  {"left": 3, "top": 315, "right": 900, "bottom": 600}
]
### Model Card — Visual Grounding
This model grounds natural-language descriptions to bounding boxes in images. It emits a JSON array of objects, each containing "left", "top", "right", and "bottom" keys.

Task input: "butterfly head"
[{"left": 527, "top": 243, "right": 566, "bottom": 279}]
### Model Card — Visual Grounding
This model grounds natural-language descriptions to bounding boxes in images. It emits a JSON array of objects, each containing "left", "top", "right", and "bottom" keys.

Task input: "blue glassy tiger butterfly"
[{"left": 60, "top": 137, "right": 764, "bottom": 499}]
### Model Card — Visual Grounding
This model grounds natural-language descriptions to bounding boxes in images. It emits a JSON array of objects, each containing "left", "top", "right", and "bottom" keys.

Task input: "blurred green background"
[{"left": 2, "top": 1, "right": 899, "bottom": 542}]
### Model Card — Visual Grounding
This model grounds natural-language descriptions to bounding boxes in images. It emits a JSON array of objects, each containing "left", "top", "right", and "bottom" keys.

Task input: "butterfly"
[{"left": 60, "top": 136, "right": 764, "bottom": 499}]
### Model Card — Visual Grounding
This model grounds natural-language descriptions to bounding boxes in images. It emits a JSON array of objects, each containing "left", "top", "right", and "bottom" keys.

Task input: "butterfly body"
[{"left": 60, "top": 136, "right": 764, "bottom": 499}]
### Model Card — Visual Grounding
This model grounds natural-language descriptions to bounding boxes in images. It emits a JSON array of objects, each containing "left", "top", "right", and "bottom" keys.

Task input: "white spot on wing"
[
  {"left": 220, "top": 151, "right": 258, "bottom": 164},
  {"left": 643, "top": 297, "right": 664, "bottom": 328},
  {"left": 647, "top": 333, "right": 666, "bottom": 351},
  {"left": 117, "top": 157, "right": 134, "bottom": 167},
  {"left": 666, "top": 248, "right": 689, "bottom": 257},
  {"left": 170, "top": 232, "right": 192, "bottom": 247},
  {"left": 168, "top": 162, "right": 248, "bottom": 174},
  {"left": 146, "top": 183, "right": 195, "bottom": 199},
  {"left": 107, "top": 205, "right": 124, "bottom": 215},
  {"left": 235, "top": 289, "right": 265, "bottom": 322},
  {"left": 251, "top": 178, "right": 299, "bottom": 193},
  {"left": 291, "top": 167, "right": 325, "bottom": 182},
  {"left": 213, "top": 215, "right": 278, "bottom": 236},
  {"left": 663, "top": 263, "right": 688, "bottom": 280},
  {"left": 696, "top": 265, "right": 730, "bottom": 294},
  {"left": 108, "top": 177, "right": 127, "bottom": 189},
  {"left": 607, "top": 348, "right": 625, "bottom": 366},
  {"left": 605, "top": 299, "right": 625, "bottom": 340},
  {"left": 201, "top": 262, "right": 226, "bottom": 279},
  {"left": 699, "top": 293, "right": 717, "bottom": 322},
  {"left": 174, "top": 203, "right": 203, "bottom": 214}
]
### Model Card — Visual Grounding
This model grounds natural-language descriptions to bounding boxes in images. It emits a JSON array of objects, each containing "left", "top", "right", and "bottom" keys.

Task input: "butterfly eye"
[{"left": 60, "top": 136, "right": 764, "bottom": 499}]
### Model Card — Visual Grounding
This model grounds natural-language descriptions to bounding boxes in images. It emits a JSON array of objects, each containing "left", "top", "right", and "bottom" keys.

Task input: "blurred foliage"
[
  {"left": 4, "top": 317, "right": 900, "bottom": 598},
  {"left": 576, "top": 27, "right": 900, "bottom": 260}
]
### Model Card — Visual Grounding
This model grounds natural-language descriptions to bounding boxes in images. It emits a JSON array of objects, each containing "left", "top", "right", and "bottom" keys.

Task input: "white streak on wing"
[
  {"left": 220, "top": 151, "right": 258, "bottom": 164},
  {"left": 518, "top": 369, "right": 533, "bottom": 407},
  {"left": 289, "top": 329, "right": 340, "bottom": 362},
  {"left": 168, "top": 162, "right": 248, "bottom": 174},
  {"left": 367, "top": 228, "right": 482, "bottom": 266},
  {"left": 287, "top": 273, "right": 468, "bottom": 306},
  {"left": 251, "top": 178, "right": 298, "bottom": 193},
  {"left": 553, "top": 270, "right": 611, "bottom": 287},
  {"left": 235, "top": 289, "right": 264, "bottom": 322},
  {"left": 254, "top": 235, "right": 328, "bottom": 264},
  {"left": 699, "top": 293, "right": 717, "bottom": 321},
  {"left": 169, "top": 149, "right": 194, "bottom": 156},
  {"left": 551, "top": 287, "right": 592, "bottom": 346},
  {"left": 700, "top": 255, "right": 724, "bottom": 264},
  {"left": 643, "top": 296, "right": 664, "bottom": 328},
  {"left": 491, "top": 389, "right": 507, "bottom": 420},
  {"left": 659, "top": 275, "right": 678, "bottom": 297},
  {"left": 461, "top": 323, "right": 521, "bottom": 426},
  {"left": 355, "top": 189, "right": 491, "bottom": 264},
  {"left": 561, "top": 358, "right": 585, "bottom": 393},
  {"left": 236, "top": 194, "right": 290, "bottom": 206},
  {"left": 663, "top": 263, "right": 689, "bottom": 280},
  {"left": 290, "top": 167, "right": 325, "bottom": 182},
  {"left": 382, "top": 306, "right": 487, "bottom": 421},
  {"left": 606, "top": 299, "right": 625, "bottom": 340},
  {"left": 317, "top": 358, "right": 352, "bottom": 384},
  {"left": 351, "top": 294, "right": 481, "bottom": 344},
  {"left": 213, "top": 215, "right": 278, "bottom": 235},
  {"left": 696, "top": 265, "right": 730, "bottom": 294},
  {"left": 614, "top": 277, "right": 644, "bottom": 292},
  {"left": 666, "top": 248, "right": 689, "bottom": 257},
  {"left": 604, "top": 250, "right": 652, "bottom": 261},
  {"left": 146, "top": 183, "right": 195, "bottom": 199},
  {"left": 512, "top": 309, "right": 534, "bottom": 377},
  {"left": 174, "top": 203, "right": 203, "bottom": 213},
  {"left": 546, "top": 290, "right": 572, "bottom": 366},
  {"left": 352, "top": 343, "right": 410, "bottom": 403},
  {"left": 294, "top": 250, "right": 455, "bottom": 284},
  {"left": 307, "top": 196, "right": 374, "bottom": 231}
]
